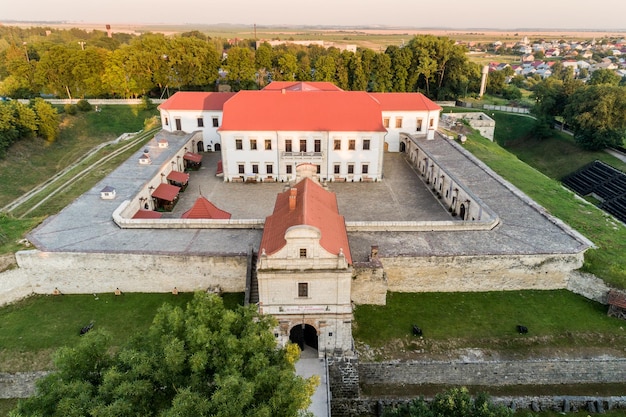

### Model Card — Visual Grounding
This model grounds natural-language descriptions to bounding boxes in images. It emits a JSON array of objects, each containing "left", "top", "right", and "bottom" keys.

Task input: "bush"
[
  {"left": 63, "top": 104, "right": 77, "bottom": 115},
  {"left": 140, "top": 95, "right": 155, "bottom": 111},
  {"left": 76, "top": 99, "right": 92, "bottom": 112}
]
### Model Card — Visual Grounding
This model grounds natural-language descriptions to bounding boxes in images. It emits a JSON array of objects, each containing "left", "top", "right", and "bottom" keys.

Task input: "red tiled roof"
[
  {"left": 263, "top": 81, "right": 343, "bottom": 91},
  {"left": 369, "top": 92, "right": 442, "bottom": 112},
  {"left": 152, "top": 183, "right": 180, "bottom": 202},
  {"left": 132, "top": 209, "right": 163, "bottom": 219},
  {"left": 220, "top": 90, "right": 386, "bottom": 132},
  {"left": 167, "top": 170, "right": 189, "bottom": 184},
  {"left": 183, "top": 152, "right": 203, "bottom": 163},
  {"left": 158, "top": 92, "right": 236, "bottom": 111},
  {"left": 181, "top": 196, "right": 231, "bottom": 219},
  {"left": 260, "top": 178, "right": 352, "bottom": 264}
]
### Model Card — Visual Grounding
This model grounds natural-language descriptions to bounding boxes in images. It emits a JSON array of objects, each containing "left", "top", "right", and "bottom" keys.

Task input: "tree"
[
  {"left": 12, "top": 292, "right": 316, "bottom": 417},
  {"left": 563, "top": 84, "right": 626, "bottom": 150},
  {"left": 31, "top": 98, "right": 60, "bottom": 142},
  {"left": 588, "top": 68, "right": 621, "bottom": 86},
  {"left": 276, "top": 53, "right": 298, "bottom": 81},
  {"left": 383, "top": 387, "right": 512, "bottom": 417},
  {"left": 223, "top": 46, "right": 257, "bottom": 91}
]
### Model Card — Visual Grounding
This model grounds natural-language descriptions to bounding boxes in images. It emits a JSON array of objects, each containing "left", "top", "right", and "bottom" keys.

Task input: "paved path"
[{"left": 295, "top": 347, "right": 329, "bottom": 417}]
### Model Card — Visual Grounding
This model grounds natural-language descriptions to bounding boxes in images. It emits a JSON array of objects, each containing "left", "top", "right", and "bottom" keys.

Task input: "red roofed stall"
[
  {"left": 183, "top": 152, "right": 203, "bottom": 171},
  {"left": 167, "top": 170, "right": 190, "bottom": 191},
  {"left": 151, "top": 183, "right": 180, "bottom": 211},
  {"left": 132, "top": 209, "right": 163, "bottom": 219}
]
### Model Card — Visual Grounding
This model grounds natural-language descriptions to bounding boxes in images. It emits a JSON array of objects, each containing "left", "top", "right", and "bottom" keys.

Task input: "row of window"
[
  {"left": 163, "top": 117, "right": 220, "bottom": 128},
  {"left": 383, "top": 117, "right": 434, "bottom": 130},
  {"left": 234, "top": 138, "right": 371, "bottom": 152},
  {"left": 237, "top": 163, "right": 369, "bottom": 175}
]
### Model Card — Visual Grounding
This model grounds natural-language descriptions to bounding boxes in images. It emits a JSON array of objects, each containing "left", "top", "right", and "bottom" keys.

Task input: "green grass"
[
  {"left": 460, "top": 120, "right": 626, "bottom": 288},
  {"left": 0, "top": 399, "right": 18, "bottom": 417},
  {"left": 0, "top": 292, "right": 244, "bottom": 372},
  {"left": 354, "top": 290, "right": 626, "bottom": 353},
  {"left": 0, "top": 105, "right": 157, "bottom": 204},
  {"left": 0, "top": 215, "right": 42, "bottom": 255}
]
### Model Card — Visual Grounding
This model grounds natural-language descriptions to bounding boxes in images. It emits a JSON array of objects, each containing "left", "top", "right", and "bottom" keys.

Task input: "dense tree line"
[
  {"left": 0, "top": 99, "right": 59, "bottom": 156},
  {"left": 532, "top": 67, "right": 626, "bottom": 150},
  {"left": 11, "top": 292, "right": 316, "bottom": 417},
  {"left": 0, "top": 25, "right": 478, "bottom": 100}
]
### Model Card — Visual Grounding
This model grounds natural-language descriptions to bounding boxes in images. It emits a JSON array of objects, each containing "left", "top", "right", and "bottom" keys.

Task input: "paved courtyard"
[{"left": 28, "top": 131, "right": 590, "bottom": 263}]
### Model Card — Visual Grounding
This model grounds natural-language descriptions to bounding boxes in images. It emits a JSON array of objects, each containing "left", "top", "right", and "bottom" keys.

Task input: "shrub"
[
  {"left": 64, "top": 104, "right": 77, "bottom": 115},
  {"left": 76, "top": 99, "right": 92, "bottom": 112}
]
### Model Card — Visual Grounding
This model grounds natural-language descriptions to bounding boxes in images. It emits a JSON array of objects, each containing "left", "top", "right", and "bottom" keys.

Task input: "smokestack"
[{"left": 289, "top": 188, "right": 297, "bottom": 210}]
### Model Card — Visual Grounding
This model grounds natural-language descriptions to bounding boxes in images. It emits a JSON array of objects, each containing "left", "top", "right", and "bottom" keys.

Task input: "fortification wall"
[
  {"left": 2, "top": 250, "right": 247, "bottom": 301},
  {"left": 381, "top": 253, "right": 583, "bottom": 293}
]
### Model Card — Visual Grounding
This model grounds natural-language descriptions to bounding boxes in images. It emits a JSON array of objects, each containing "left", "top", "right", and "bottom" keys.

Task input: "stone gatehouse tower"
[{"left": 257, "top": 174, "right": 353, "bottom": 357}]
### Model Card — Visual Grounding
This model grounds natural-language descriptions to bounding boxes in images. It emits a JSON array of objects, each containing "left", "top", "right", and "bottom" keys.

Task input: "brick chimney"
[{"left": 289, "top": 188, "right": 297, "bottom": 210}]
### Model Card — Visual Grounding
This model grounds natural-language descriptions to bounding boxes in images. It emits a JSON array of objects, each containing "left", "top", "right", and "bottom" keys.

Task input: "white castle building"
[{"left": 158, "top": 82, "right": 442, "bottom": 182}]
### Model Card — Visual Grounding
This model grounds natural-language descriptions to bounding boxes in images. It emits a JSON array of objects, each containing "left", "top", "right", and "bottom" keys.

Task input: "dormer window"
[{"left": 299, "top": 248, "right": 307, "bottom": 258}]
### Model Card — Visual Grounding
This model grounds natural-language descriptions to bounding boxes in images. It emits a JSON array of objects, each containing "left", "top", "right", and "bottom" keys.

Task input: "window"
[
  {"left": 316, "top": 165, "right": 321, "bottom": 174},
  {"left": 235, "top": 139, "right": 243, "bottom": 150},
  {"left": 334, "top": 139, "right": 341, "bottom": 150},
  {"left": 212, "top": 117, "right": 219, "bottom": 127},
  {"left": 299, "top": 139, "right": 307, "bottom": 153},
  {"left": 164, "top": 117, "right": 169, "bottom": 126},
  {"left": 334, "top": 164, "right": 341, "bottom": 174},
  {"left": 395, "top": 117, "right": 403, "bottom": 128},
  {"left": 252, "top": 164, "right": 259, "bottom": 174},
  {"left": 285, "top": 139, "right": 292, "bottom": 152},
  {"left": 363, "top": 139, "right": 370, "bottom": 150},
  {"left": 416, "top": 118, "right": 423, "bottom": 131},
  {"left": 348, "top": 140, "right": 355, "bottom": 150},
  {"left": 265, "top": 139, "right": 272, "bottom": 150},
  {"left": 314, "top": 139, "right": 321, "bottom": 153},
  {"left": 197, "top": 117, "right": 204, "bottom": 127},
  {"left": 299, "top": 248, "right": 307, "bottom": 258},
  {"left": 266, "top": 164, "right": 273, "bottom": 174},
  {"left": 362, "top": 164, "right": 369, "bottom": 174},
  {"left": 298, "top": 282, "right": 308, "bottom": 297},
  {"left": 429, "top": 118, "right": 434, "bottom": 127},
  {"left": 286, "top": 164, "right": 293, "bottom": 174},
  {"left": 383, "top": 117, "right": 390, "bottom": 128},
  {"left": 238, "top": 164, "right": 245, "bottom": 174},
  {"left": 250, "top": 139, "right": 257, "bottom": 150},
  {"left": 348, "top": 164, "right": 354, "bottom": 174}
]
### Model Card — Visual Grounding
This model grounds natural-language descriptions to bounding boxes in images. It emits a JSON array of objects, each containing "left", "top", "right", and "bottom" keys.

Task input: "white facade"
[
  {"left": 220, "top": 130, "right": 386, "bottom": 183},
  {"left": 258, "top": 225, "right": 353, "bottom": 356},
  {"left": 160, "top": 110, "right": 224, "bottom": 152},
  {"left": 382, "top": 110, "right": 440, "bottom": 151}
]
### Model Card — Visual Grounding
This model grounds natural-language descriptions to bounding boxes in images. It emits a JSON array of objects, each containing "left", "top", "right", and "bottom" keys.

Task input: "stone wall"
[
  {"left": 567, "top": 270, "right": 612, "bottom": 304},
  {"left": 351, "top": 260, "right": 387, "bottom": 305},
  {"left": 382, "top": 253, "right": 582, "bottom": 293},
  {"left": 359, "top": 358, "right": 626, "bottom": 386},
  {"left": 0, "top": 250, "right": 247, "bottom": 305}
]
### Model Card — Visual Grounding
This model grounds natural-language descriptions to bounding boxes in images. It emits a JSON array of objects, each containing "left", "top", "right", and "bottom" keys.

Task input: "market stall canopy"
[{"left": 152, "top": 183, "right": 180, "bottom": 202}]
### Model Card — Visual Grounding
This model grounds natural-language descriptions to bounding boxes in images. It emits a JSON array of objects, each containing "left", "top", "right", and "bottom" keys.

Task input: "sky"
[{"left": 2, "top": 0, "right": 626, "bottom": 30}]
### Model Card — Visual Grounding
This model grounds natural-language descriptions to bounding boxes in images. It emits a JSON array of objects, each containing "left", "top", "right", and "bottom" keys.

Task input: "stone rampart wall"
[
  {"left": 382, "top": 253, "right": 583, "bottom": 293},
  {"left": 360, "top": 358, "right": 626, "bottom": 386},
  {"left": 2, "top": 250, "right": 247, "bottom": 302}
]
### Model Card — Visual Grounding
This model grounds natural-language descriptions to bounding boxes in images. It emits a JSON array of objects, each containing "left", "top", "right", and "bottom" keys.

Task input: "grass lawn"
[
  {"left": 459, "top": 117, "right": 626, "bottom": 289},
  {"left": 354, "top": 290, "right": 626, "bottom": 359},
  {"left": 0, "top": 292, "right": 244, "bottom": 372},
  {"left": 0, "top": 105, "right": 158, "bottom": 205}
]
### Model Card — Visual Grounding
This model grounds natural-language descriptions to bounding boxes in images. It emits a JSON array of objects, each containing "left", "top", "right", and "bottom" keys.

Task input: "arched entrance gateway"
[{"left": 289, "top": 324, "right": 318, "bottom": 351}]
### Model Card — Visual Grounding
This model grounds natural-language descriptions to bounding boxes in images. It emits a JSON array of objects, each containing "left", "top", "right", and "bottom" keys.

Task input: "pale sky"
[{"left": 2, "top": 0, "right": 625, "bottom": 30}]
